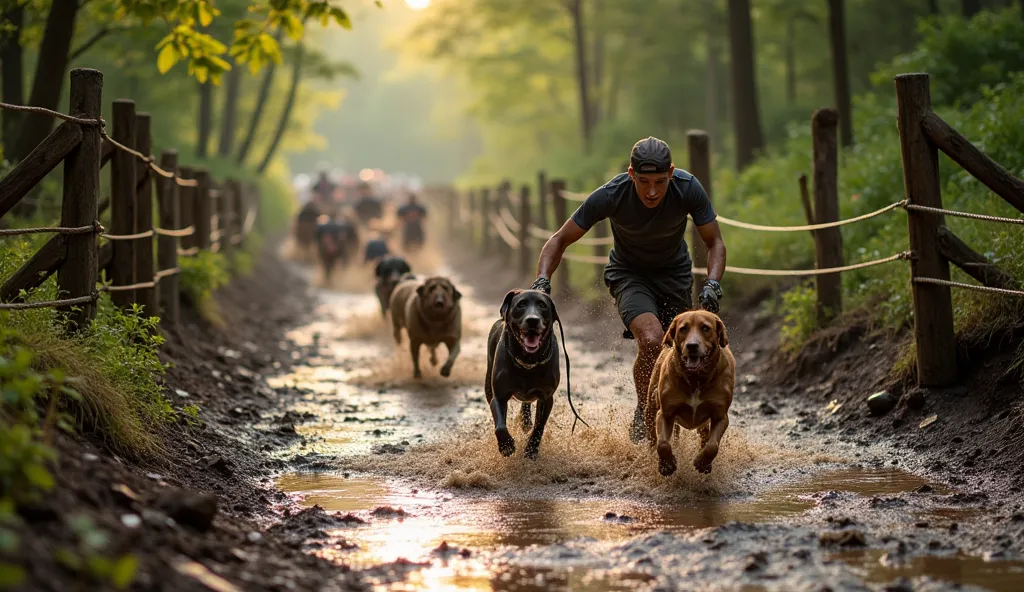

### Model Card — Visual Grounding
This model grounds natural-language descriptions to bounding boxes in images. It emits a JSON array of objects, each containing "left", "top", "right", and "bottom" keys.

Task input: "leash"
[{"left": 556, "top": 317, "right": 589, "bottom": 434}]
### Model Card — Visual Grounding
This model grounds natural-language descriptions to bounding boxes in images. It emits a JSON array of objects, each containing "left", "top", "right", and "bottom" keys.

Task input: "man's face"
[{"left": 629, "top": 165, "right": 674, "bottom": 208}]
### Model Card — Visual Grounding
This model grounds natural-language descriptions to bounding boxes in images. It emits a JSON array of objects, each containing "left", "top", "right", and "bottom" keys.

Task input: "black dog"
[
  {"left": 364, "top": 238, "right": 390, "bottom": 264},
  {"left": 485, "top": 289, "right": 561, "bottom": 459},
  {"left": 374, "top": 255, "right": 412, "bottom": 317}
]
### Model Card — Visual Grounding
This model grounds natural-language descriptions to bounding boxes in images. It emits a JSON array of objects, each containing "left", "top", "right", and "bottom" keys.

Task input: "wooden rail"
[{"left": 0, "top": 68, "right": 261, "bottom": 332}]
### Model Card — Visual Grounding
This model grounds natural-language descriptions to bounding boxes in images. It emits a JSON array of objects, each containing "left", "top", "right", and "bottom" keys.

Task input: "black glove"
[
  {"left": 698, "top": 279, "right": 722, "bottom": 314},
  {"left": 531, "top": 277, "right": 552, "bottom": 294}
]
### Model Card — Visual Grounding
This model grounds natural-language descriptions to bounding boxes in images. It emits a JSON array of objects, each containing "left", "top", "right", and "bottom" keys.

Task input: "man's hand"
[
  {"left": 531, "top": 277, "right": 552, "bottom": 295},
  {"left": 698, "top": 279, "right": 722, "bottom": 314}
]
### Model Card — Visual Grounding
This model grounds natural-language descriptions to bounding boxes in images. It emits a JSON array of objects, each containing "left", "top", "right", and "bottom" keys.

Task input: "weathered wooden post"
[
  {"left": 687, "top": 131, "right": 712, "bottom": 304},
  {"left": 498, "top": 180, "right": 512, "bottom": 264},
  {"left": 134, "top": 112, "right": 157, "bottom": 316},
  {"left": 466, "top": 189, "right": 476, "bottom": 246},
  {"left": 156, "top": 150, "right": 180, "bottom": 327},
  {"left": 811, "top": 108, "right": 844, "bottom": 324},
  {"left": 550, "top": 179, "right": 570, "bottom": 296},
  {"left": 179, "top": 167, "right": 196, "bottom": 250},
  {"left": 219, "top": 181, "right": 234, "bottom": 256},
  {"left": 194, "top": 169, "right": 212, "bottom": 250},
  {"left": 518, "top": 185, "right": 531, "bottom": 278},
  {"left": 895, "top": 73, "right": 957, "bottom": 386},
  {"left": 447, "top": 187, "right": 457, "bottom": 237},
  {"left": 57, "top": 68, "right": 102, "bottom": 330},
  {"left": 480, "top": 187, "right": 492, "bottom": 256},
  {"left": 110, "top": 99, "right": 137, "bottom": 308},
  {"left": 536, "top": 170, "right": 549, "bottom": 233},
  {"left": 228, "top": 179, "right": 244, "bottom": 247}
]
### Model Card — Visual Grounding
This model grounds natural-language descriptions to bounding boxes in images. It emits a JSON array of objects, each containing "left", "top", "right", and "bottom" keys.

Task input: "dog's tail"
[{"left": 557, "top": 318, "right": 589, "bottom": 434}]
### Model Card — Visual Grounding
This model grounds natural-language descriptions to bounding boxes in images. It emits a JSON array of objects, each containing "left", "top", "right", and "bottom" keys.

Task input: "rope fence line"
[
  {"left": 100, "top": 229, "right": 154, "bottom": 241},
  {"left": 0, "top": 292, "right": 99, "bottom": 311},
  {"left": 0, "top": 222, "right": 102, "bottom": 237},
  {"left": 154, "top": 226, "right": 195, "bottom": 238},
  {"left": 178, "top": 247, "right": 200, "bottom": 257},
  {"left": 904, "top": 203, "right": 1024, "bottom": 226},
  {"left": 913, "top": 277, "right": 1024, "bottom": 298},
  {"left": 0, "top": 101, "right": 104, "bottom": 127},
  {"left": 489, "top": 212, "right": 521, "bottom": 249},
  {"left": 717, "top": 200, "right": 908, "bottom": 232}
]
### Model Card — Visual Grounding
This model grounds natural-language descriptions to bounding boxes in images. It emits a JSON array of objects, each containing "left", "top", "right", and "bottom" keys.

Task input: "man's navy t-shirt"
[{"left": 570, "top": 169, "right": 716, "bottom": 271}]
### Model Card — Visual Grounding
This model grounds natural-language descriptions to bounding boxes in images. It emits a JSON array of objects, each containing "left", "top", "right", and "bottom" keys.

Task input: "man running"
[
  {"left": 531, "top": 137, "right": 727, "bottom": 442},
  {"left": 353, "top": 182, "right": 384, "bottom": 225},
  {"left": 396, "top": 193, "right": 428, "bottom": 252},
  {"left": 315, "top": 213, "right": 360, "bottom": 283}
]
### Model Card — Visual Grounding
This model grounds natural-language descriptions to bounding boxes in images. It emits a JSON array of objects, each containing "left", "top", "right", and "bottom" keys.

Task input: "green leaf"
[
  {"left": 111, "top": 555, "right": 138, "bottom": 590},
  {"left": 23, "top": 463, "right": 54, "bottom": 491},
  {"left": 54, "top": 548, "right": 81, "bottom": 571},
  {"left": 157, "top": 44, "right": 181, "bottom": 74},
  {"left": 197, "top": 3, "right": 214, "bottom": 27},
  {"left": 0, "top": 563, "right": 24, "bottom": 587},
  {"left": 330, "top": 7, "right": 352, "bottom": 30}
]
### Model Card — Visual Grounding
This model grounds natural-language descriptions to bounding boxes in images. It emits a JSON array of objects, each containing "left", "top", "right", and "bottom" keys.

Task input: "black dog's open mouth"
[{"left": 518, "top": 328, "right": 548, "bottom": 354}]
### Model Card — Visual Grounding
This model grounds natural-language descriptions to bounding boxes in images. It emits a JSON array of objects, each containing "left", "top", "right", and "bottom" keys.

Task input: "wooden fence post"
[
  {"left": 811, "top": 108, "right": 844, "bottom": 324},
  {"left": 687, "top": 130, "right": 712, "bottom": 305},
  {"left": 550, "top": 179, "right": 570, "bottom": 296},
  {"left": 228, "top": 179, "right": 244, "bottom": 248},
  {"left": 480, "top": 187, "right": 491, "bottom": 256},
  {"left": 895, "top": 73, "right": 957, "bottom": 387},
  {"left": 194, "top": 169, "right": 212, "bottom": 250},
  {"left": 156, "top": 150, "right": 179, "bottom": 327},
  {"left": 110, "top": 99, "right": 137, "bottom": 308},
  {"left": 56, "top": 68, "right": 102, "bottom": 330},
  {"left": 518, "top": 184, "right": 531, "bottom": 278},
  {"left": 134, "top": 112, "right": 157, "bottom": 316},
  {"left": 447, "top": 187, "right": 457, "bottom": 237},
  {"left": 499, "top": 180, "right": 512, "bottom": 264},
  {"left": 536, "top": 170, "right": 549, "bottom": 234},
  {"left": 179, "top": 167, "right": 196, "bottom": 250},
  {"left": 465, "top": 189, "right": 476, "bottom": 246},
  {"left": 219, "top": 181, "right": 234, "bottom": 256}
]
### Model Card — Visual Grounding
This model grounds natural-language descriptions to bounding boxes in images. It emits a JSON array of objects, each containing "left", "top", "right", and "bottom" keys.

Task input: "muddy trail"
[{"left": 260, "top": 240, "right": 1024, "bottom": 592}]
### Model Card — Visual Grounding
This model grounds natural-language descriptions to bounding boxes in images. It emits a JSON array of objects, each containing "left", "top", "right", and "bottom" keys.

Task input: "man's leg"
[{"left": 629, "top": 312, "right": 665, "bottom": 443}]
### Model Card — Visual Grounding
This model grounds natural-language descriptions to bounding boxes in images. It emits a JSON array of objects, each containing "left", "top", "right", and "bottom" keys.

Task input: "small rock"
[
  {"left": 604, "top": 512, "right": 617, "bottom": 520},
  {"left": 174, "top": 389, "right": 190, "bottom": 398},
  {"left": 247, "top": 531, "right": 263, "bottom": 543},
  {"left": 915, "top": 484, "right": 934, "bottom": 494},
  {"left": 201, "top": 455, "right": 233, "bottom": 477},
  {"left": 758, "top": 402, "right": 778, "bottom": 416},
  {"left": 919, "top": 414, "right": 938, "bottom": 429},
  {"left": 120, "top": 514, "right": 142, "bottom": 528},
  {"left": 867, "top": 391, "right": 898, "bottom": 416},
  {"left": 83, "top": 453, "right": 99, "bottom": 462},
  {"left": 906, "top": 390, "right": 925, "bottom": 410},
  {"left": 156, "top": 489, "right": 218, "bottom": 532},
  {"left": 111, "top": 483, "right": 140, "bottom": 504},
  {"left": 914, "top": 521, "right": 929, "bottom": 528},
  {"left": 819, "top": 530, "right": 867, "bottom": 547},
  {"left": 371, "top": 506, "right": 407, "bottom": 519}
]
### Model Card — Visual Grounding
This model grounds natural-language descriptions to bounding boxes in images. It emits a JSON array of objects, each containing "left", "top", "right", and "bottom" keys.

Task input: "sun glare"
[{"left": 405, "top": 0, "right": 431, "bottom": 9}]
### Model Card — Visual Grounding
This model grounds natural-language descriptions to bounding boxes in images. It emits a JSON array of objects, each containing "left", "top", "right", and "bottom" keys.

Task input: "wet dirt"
[{"left": 262, "top": 238, "right": 1024, "bottom": 591}]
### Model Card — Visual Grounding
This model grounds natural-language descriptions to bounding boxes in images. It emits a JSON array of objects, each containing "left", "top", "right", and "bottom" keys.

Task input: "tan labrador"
[
  {"left": 643, "top": 310, "right": 736, "bottom": 476},
  {"left": 389, "top": 276, "right": 463, "bottom": 379}
]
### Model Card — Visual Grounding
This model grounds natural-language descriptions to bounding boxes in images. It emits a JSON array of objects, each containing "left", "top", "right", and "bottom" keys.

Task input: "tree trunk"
[
  {"left": 237, "top": 28, "right": 283, "bottom": 165},
  {"left": 927, "top": 0, "right": 939, "bottom": 14},
  {"left": 590, "top": 0, "right": 604, "bottom": 127},
  {"left": 827, "top": 0, "right": 854, "bottom": 147},
  {"left": 217, "top": 65, "right": 241, "bottom": 157},
  {"left": 785, "top": 17, "right": 796, "bottom": 106},
  {"left": 1, "top": 3, "right": 25, "bottom": 159},
  {"left": 704, "top": 0, "right": 721, "bottom": 149},
  {"left": 197, "top": 81, "right": 213, "bottom": 159},
  {"left": 727, "top": 0, "right": 764, "bottom": 170},
  {"left": 962, "top": 0, "right": 981, "bottom": 17},
  {"left": 257, "top": 43, "right": 305, "bottom": 174},
  {"left": 13, "top": 0, "right": 80, "bottom": 163},
  {"left": 568, "top": 0, "right": 593, "bottom": 153}
]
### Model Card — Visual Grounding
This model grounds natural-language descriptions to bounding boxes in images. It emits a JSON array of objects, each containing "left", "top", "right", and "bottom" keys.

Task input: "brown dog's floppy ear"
[
  {"left": 453, "top": 287, "right": 462, "bottom": 301},
  {"left": 662, "top": 315, "right": 682, "bottom": 348},
  {"left": 499, "top": 290, "right": 521, "bottom": 319},
  {"left": 416, "top": 284, "right": 426, "bottom": 297},
  {"left": 716, "top": 317, "right": 729, "bottom": 348}
]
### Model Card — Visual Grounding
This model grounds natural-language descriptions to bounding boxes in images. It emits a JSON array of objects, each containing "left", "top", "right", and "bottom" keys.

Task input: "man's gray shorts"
[{"left": 603, "top": 260, "right": 693, "bottom": 339}]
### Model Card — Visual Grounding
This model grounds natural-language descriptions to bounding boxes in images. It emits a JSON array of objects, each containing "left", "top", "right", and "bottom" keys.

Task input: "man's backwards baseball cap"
[{"left": 630, "top": 136, "right": 672, "bottom": 174}]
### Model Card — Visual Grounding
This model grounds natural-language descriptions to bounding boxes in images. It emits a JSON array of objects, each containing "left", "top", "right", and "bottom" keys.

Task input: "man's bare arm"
[
  {"left": 536, "top": 219, "right": 588, "bottom": 279},
  {"left": 696, "top": 220, "right": 726, "bottom": 282}
]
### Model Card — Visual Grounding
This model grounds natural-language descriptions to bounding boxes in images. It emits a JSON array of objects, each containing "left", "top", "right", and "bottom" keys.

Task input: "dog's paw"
[
  {"left": 629, "top": 409, "right": 647, "bottom": 445},
  {"left": 657, "top": 442, "right": 677, "bottom": 476},
  {"left": 693, "top": 443, "right": 719, "bottom": 474},
  {"left": 496, "top": 428, "right": 516, "bottom": 457},
  {"left": 524, "top": 444, "right": 540, "bottom": 460},
  {"left": 439, "top": 364, "right": 452, "bottom": 378}
]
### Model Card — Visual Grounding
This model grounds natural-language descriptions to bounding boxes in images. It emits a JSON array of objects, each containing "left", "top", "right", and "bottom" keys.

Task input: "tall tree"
[
  {"left": 785, "top": 16, "right": 796, "bottom": 105},
  {"left": 218, "top": 65, "right": 241, "bottom": 157},
  {"left": 12, "top": 0, "right": 80, "bottom": 162},
  {"left": 962, "top": 0, "right": 981, "bottom": 17},
  {"left": 704, "top": 0, "right": 722, "bottom": 146},
  {"left": 828, "top": 0, "right": 854, "bottom": 147},
  {"left": 727, "top": 0, "right": 764, "bottom": 170},
  {"left": 568, "top": 0, "right": 594, "bottom": 153},
  {"left": 257, "top": 43, "right": 305, "bottom": 174},
  {"left": 237, "top": 28, "right": 284, "bottom": 165},
  {"left": 0, "top": 3, "right": 25, "bottom": 159}
]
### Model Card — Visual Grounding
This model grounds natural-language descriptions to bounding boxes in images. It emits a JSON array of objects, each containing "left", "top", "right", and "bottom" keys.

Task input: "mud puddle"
[{"left": 266, "top": 253, "right": 1022, "bottom": 591}]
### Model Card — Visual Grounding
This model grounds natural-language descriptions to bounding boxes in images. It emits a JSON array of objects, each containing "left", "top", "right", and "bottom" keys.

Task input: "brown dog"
[
  {"left": 643, "top": 310, "right": 736, "bottom": 476},
  {"left": 389, "top": 276, "right": 463, "bottom": 379}
]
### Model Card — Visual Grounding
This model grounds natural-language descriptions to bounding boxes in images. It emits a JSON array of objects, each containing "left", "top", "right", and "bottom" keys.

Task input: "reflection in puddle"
[
  {"left": 833, "top": 550, "right": 1024, "bottom": 592},
  {"left": 278, "top": 468, "right": 936, "bottom": 571}
]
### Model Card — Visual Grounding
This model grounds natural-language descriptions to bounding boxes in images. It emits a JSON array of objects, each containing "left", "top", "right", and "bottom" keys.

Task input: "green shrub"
[
  {"left": 179, "top": 251, "right": 230, "bottom": 307},
  {"left": 777, "top": 283, "right": 819, "bottom": 356}
]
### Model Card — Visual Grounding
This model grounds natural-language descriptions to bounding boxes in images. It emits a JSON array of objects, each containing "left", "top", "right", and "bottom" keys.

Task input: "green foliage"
[
  {"left": 53, "top": 515, "right": 136, "bottom": 590},
  {"left": 872, "top": 7, "right": 1024, "bottom": 107},
  {"left": 179, "top": 251, "right": 231, "bottom": 307},
  {"left": 777, "top": 283, "right": 819, "bottom": 356}
]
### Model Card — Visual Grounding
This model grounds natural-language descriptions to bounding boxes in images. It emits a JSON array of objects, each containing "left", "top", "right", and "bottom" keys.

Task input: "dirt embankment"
[{"left": 13, "top": 241, "right": 363, "bottom": 592}]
